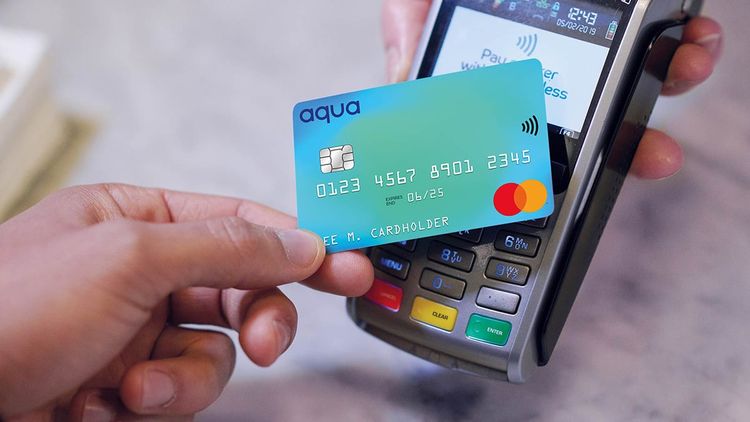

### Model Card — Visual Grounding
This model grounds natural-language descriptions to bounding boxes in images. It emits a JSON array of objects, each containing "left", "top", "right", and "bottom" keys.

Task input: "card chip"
[{"left": 320, "top": 145, "right": 355, "bottom": 174}]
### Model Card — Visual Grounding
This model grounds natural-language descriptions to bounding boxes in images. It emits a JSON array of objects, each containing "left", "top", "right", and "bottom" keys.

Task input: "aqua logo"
[{"left": 299, "top": 100, "right": 361, "bottom": 124}]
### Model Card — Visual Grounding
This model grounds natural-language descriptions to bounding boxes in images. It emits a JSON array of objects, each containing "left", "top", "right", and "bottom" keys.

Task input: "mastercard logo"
[{"left": 494, "top": 180, "right": 548, "bottom": 216}]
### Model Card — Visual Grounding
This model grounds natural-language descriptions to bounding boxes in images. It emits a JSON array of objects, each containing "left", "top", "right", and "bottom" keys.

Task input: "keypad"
[
  {"left": 495, "top": 230, "right": 540, "bottom": 257},
  {"left": 427, "top": 241, "right": 475, "bottom": 272},
  {"left": 419, "top": 269, "right": 466, "bottom": 300},
  {"left": 485, "top": 259, "right": 530, "bottom": 285},
  {"left": 367, "top": 224, "right": 547, "bottom": 353},
  {"left": 372, "top": 249, "right": 410, "bottom": 280}
]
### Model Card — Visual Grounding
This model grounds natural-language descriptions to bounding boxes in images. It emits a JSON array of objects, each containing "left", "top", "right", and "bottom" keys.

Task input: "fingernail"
[
  {"left": 142, "top": 369, "right": 176, "bottom": 409},
  {"left": 663, "top": 79, "right": 690, "bottom": 94},
  {"left": 273, "top": 319, "right": 293, "bottom": 356},
  {"left": 695, "top": 33, "right": 722, "bottom": 58},
  {"left": 278, "top": 229, "right": 322, "bottom": 267},
  {"left": 82, "top": 394, "right": 115, "bottom": 422},
  {"left": 386, "top": 46, "right": 404, "bottom": 84}
]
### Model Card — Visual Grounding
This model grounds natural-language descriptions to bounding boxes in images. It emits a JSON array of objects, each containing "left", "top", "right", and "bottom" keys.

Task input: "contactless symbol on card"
[
  {"left": 294, "top": 60, "right": 555, "bottom": 253},
  {"left": 320, "top": 145, "right": 355, "bottom": 174}
]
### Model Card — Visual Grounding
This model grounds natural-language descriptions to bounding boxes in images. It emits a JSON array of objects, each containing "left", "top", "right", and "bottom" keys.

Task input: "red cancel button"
[{"left": 364, "top": 279, "right": 403, "bottom": 312}]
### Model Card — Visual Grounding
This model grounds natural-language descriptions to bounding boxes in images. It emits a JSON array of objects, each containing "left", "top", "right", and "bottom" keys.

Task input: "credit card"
[{"left": 293, "top": 59, "right": 553, "bottom": 253}]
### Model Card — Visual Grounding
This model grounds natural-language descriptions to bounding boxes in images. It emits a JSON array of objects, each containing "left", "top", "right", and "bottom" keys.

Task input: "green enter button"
[{"left": 465, "top": 314, "right": 512, "bottom": 347}]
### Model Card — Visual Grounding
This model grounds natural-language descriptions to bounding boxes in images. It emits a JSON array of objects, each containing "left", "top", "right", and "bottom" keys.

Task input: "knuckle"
[
  {"left": 105, "top": 220, "right": 152, "bottom": 267},
  {"left": 49, "top": 184, "right": 131, "bottom": 223},
  {"left": 43, "top": 184, "right": 99, "bottom": 209}
]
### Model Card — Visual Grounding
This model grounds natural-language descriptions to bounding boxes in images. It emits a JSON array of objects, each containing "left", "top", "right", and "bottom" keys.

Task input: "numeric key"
[{"left": 427, "top": 241, "right": 475, "bottom": 272}]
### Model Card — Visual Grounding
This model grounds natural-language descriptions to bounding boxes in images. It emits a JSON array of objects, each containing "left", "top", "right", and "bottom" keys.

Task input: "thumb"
[
  {"left": 98, "top": 217, "right": 325, "bottom": 306},
  {"left": 382, "top": 0, "right": 433, "bottom": 83}
]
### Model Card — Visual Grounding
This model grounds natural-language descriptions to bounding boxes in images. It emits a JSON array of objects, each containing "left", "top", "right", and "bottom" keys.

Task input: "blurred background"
[{"left": 0, "top": 1, "right": 748, "bottom": 421}]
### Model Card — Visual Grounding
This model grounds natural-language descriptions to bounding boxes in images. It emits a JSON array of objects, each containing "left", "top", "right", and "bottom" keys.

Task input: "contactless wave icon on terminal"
[
  {"left": 516, "top": 33, "right": 538, "bottom": 56},
  {"left": 521, "top": 115, "right": 540, "bottom": 136}
]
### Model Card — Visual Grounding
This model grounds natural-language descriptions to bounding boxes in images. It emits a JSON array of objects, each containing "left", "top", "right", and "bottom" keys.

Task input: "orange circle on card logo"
[{"left": 493, "top": 180, "right": 548, "bottom": 216}]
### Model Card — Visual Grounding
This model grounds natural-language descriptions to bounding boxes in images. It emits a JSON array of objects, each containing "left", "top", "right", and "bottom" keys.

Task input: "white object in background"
[{"left": 0, "top": 27, "right": 65, "bottom": 218}]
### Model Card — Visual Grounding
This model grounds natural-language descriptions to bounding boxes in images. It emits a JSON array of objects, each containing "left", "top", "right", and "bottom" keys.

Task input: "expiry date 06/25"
[{"left": 408, "top": 188, "right": 445, "bottom": 203}]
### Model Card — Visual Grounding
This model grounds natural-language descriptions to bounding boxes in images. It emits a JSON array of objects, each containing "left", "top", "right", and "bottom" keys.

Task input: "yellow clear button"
[{"left": 410, "top": 296, "right": 458, "bottom": 332}]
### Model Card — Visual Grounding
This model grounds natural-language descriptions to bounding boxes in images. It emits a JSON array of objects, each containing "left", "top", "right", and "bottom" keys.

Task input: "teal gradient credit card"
[{"left": 293, "top": 60, "right": 553, "bottom": 253}]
